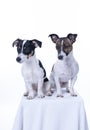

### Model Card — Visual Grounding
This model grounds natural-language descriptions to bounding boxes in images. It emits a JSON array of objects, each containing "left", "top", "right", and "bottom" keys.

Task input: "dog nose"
[
  {"left": 58, "top": 55, "right": 63, "bottom": 60},
  {"left": 16, "top": 57, "right": 21, "bottom": 62}
]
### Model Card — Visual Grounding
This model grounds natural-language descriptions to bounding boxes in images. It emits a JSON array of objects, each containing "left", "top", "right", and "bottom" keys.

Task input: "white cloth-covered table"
[{"left": 12, "top": 93, "right": 89, "bottom": 130}]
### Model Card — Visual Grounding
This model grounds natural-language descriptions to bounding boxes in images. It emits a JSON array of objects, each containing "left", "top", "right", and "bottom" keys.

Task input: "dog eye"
[{"left": 64, "top": 46, "right": 72, "bottom": 53}]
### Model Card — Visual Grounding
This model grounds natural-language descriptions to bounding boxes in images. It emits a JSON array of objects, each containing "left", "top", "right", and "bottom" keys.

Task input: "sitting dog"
[
  {"left": 49, "top": 33, "right": 79, "bottom": 97},
  {"left": 12, "top": 38, "right": 50, "bottom": 99}
]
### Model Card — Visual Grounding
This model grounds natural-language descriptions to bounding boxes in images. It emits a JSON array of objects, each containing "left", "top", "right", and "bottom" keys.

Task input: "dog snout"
[
  {"left": 16, "top": 57, "right": 21, "bottom": 62},
  {"left": 58, "top": 55, "right": 63, "bottom": 60}
]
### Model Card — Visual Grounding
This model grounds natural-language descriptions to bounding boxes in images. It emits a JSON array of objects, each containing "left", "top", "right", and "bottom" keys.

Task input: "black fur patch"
[
  {"left": 44, "top": 77, "right": 49, "bottom": 82},
  {"left": 38, "top": 60, "right": 49, "bottom": 82},
  {"left": 23, "top": 40, "right": 35, "bottom": 55},
  {"left": 39, "top": 60, "right": 46, "bottom": 77}
]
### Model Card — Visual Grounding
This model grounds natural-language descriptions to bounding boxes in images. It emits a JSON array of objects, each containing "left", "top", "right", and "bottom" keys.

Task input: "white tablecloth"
[{"left": 12, "top": 93, "right": 89, "bottom": 130}]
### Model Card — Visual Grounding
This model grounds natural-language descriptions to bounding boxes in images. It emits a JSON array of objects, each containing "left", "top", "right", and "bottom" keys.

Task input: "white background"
[{"left": 0, "top": 0, "right": 90, "bottom": 129}]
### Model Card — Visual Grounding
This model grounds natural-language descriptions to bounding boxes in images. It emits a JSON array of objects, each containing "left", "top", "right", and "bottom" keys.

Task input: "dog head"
[
  {"left": 49, "top": 33, "right": 77, "bottom": 60},
  {"left": 12, "top": 39, "right": 42, "bottom": 63}
]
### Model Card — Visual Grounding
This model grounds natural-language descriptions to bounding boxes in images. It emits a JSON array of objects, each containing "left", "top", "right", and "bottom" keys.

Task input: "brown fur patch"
[{"left": 56, "top": 38, "right": 73, "bottom": 54}]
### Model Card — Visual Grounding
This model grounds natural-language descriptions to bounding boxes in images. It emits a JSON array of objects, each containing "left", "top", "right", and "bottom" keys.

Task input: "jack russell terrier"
[
  {"left": 49, "top": 33, "right": 79, "bottom": 97},
  {"left": 12, "top": 38, "right": 50, "bottom": 99}
]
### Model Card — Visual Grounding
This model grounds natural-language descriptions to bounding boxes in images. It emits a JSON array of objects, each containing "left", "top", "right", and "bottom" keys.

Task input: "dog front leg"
[
  {"left": 23, "top": 80, "right": 29, "bottom": 96},
  {"left": 69, "top": 76, "right": 77, "bottom": 96},
  {"left": 37, "top": 79, "right": 45, "bottom": 98},
  {"left": 25, "top": 81, "right": 35, "bottom": 99},
  {"left": 54, "top": 77, "right": 63, "bottom": 97}
]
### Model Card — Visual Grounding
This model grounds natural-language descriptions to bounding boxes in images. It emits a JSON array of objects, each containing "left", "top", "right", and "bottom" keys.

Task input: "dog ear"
[
  {"left": 12, "top": 39, "right": 22, "bottom": 47},
  {"left": 49, "top": 34, "right": 59, "bottom": 43},
  {"left": 67, "top": 33, "right": 77, "bottom": 44},
  {"left": 32, "top": 39, "right": 42, "bottom": 48}
]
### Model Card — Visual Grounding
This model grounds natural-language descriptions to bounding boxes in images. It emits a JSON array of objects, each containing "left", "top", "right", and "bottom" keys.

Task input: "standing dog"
[
  {"left": 49, "top": 33, "right": 79, "bottom": 97},
  {"left": 12, "top": 38, "right": 50, "bottom": 99}
]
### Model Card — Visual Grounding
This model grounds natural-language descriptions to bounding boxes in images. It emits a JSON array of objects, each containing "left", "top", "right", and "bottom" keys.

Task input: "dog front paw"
[
  {"left": 27, "top": 92, "right": 35, "bottom": 100},
  {"left": 38, "top": 92, "right": 45, "bottom": 98},
  {"left": 37, "top": 90, "right": 45, "bottom": 98},
  {"left": 57, "top": 94, "right": 64, "bottom": 98},
  {"left": 71, "top": 93, "right": 77, "bottom": 97},
  {"left": 27, "top": 95, "right": 34, "bottom": 100},
  {"left": 69, "top": 89, "right": 77, "bottom": 96},
  {"left": 38, "top": 94, "right": 45, "bottom": 98}
]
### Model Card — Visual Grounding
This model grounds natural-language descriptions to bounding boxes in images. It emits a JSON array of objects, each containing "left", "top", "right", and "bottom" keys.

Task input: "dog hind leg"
[{"left": 69, "top": 76, "right": 77, "bottom": 96}]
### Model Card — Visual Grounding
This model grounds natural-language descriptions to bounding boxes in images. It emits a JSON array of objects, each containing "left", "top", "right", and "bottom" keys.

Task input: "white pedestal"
[{"left": 12, "top": 93, "right": 89, "bottom": 130}]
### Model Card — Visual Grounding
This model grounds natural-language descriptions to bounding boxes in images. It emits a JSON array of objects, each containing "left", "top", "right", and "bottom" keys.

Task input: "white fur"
[
  {"left": 50, "top": 51, "right": 79, "bottom": 97},
  {"left": 20, "top": 54, "right": 46, "bottom": 99}
]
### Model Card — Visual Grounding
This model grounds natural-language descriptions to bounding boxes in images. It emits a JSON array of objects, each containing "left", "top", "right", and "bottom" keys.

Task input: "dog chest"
[
  {"left": 21, "top": 62, "right": 44, "bottom": 83},
  {"left": 53, "top": 60, "right": 79, "bottom": 82}
]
